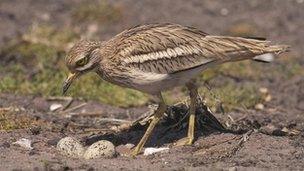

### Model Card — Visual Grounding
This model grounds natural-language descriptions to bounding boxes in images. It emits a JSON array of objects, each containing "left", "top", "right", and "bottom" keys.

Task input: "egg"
[
  {"left": 83, "top": 140, "right": 116, "bottom": 159},
  {"left": 56, "top": 137, "right": 85, "bottom": 158}
]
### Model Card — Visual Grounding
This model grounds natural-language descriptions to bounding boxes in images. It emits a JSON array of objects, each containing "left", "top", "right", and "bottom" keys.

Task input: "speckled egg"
[
  {"left": 83, "top": 140, "right": 116, "bottom": 159},
  {"left": 56, "top": 137, "right": 85, "bottom": 158}
]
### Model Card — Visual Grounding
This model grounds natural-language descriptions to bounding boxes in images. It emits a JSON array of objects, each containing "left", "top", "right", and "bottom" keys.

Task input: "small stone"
[
  {"left": 220, "top": 8, "right": 229, "bottom": 16},
  {"left": 0, "top": 142, "right": 10, "bottom": 148},
  {"left": 260, "top": 124, "right": 286, "bottom": 136},
  {"left": 84, "top": 140, "right": 116, "bottom": 159},
  {"left": 260, "top": 124, "right": 274, "bottom": 133},
  {"left": 272, "top": 129, "right": 287, "bottom": 136},
  {"left": 40, "top": 13, "right": 50, "bottom": 21},
  {"left": 30, "top": 126, "right": 41, "bottom": 135},
  {"left": 228, "top": 166, "right": 237, "bottom": 171},
  {"left": 125, "top": 143, "right": 135, "bottom": 149},
  {"left": 281, "top": 127, "right": 289, "bottom": 133},
  {"left": 255, "top": 103, "right": 264, "bottom": 110},
  {"left": 116, "top": 123, "right": 131, "bottom": 131},
  {"left": 264, "top": 94, "right": 272, "bottom": 102},
  {"left": 282, "top": 127, "right": 300, "bottom": 136},
  {"left": 229, "top": 166, "right": 237, "bottom": 171},
  {"left": 143, "top": 147, "right": 169, "bottom": 156},
  {"left": 50, "top": 103, "right": 63, "bottom": 112},
  {"left": 13, "top": 138, "right": 33, "bottom": 150},
  {"left": 28, "top": 149, "right": 38, "bottom": 156},
  {"left": 116, "top": 143, "right": 134, "bottom": 156},
  {"left": 290, "top": 129, "right": 301, "bottom": 135},
  {"left": 47, "top": 137, "right": 61, "bottom": 146},
  {"left": 57, "top": 137, "right": 85, "bottom": 158},
  {"left": 259, "top": 87, "right": 268, "bottom": 94}
]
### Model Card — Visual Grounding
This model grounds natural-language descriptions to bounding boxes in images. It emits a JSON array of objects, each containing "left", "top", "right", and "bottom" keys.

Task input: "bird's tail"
[
  {"left": 204, "top": 36, "right": 290, "bottom": 63},
  {"left": 252, "top": 44, "right": 290, "bottom": 63}
]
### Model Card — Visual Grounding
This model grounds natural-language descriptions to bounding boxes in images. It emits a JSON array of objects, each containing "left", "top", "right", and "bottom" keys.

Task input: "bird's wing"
[{"left": 111, "top": 23, "right": 281, "bottom": 74}]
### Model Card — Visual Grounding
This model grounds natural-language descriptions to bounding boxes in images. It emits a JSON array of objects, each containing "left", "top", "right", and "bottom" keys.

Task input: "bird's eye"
[{"left": 76, "top": 57, "right": 88, "bottom": 66}]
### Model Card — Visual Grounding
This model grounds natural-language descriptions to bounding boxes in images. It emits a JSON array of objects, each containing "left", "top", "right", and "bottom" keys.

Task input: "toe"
[{"left": 174, "top": 137, "right": 193, "bottom": 146}]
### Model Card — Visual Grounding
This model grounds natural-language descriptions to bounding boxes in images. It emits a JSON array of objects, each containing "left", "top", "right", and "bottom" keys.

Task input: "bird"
[{"left": 62, "top": 23, "right": 289, "bottom": 156}]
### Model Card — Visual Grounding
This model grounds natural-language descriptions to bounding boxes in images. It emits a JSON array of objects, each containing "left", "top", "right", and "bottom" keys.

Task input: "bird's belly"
[
  {"left": 122, "top": 69, "right": 203, "bottom": 94},
  {"left": 101, "top": 61, "right": 215, "bottom": 95}
]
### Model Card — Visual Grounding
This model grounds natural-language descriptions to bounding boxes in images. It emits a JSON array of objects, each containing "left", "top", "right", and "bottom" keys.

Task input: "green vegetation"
[
  {"left": 0, "top": 25, "right": 147, "bottom": 107},
  {"left": 200, "top": 81, "right": 262, "bottom": 112},
  {"left": 72, "top": 0, "right": 122, "bottom": 24},
  {"left": 0, "top": 24, "right": 301, "bottom": 110},
  {"left": 164, "top": 71, "right": 263, "bottom": 112}
]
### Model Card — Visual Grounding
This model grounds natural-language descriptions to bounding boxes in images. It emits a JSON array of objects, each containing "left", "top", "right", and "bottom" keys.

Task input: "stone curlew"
[{"left": 63, "top": 23, "right": 289, "bottom": 156}]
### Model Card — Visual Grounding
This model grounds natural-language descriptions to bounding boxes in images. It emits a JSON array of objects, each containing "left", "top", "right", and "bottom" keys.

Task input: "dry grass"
[{"left": 0, "top": 109, "right": 41, "bottom": 130}]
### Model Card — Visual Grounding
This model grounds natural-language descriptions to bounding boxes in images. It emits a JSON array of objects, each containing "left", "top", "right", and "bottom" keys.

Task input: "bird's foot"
[
  {"left": 131, "top": 151, "right": 138, "bottom": 157},
  {"left": 174, "top": 137, "right": 194, "bottom": 146},
  {"left": 130, "top": 146, "right": 142, "bottom": 157}
]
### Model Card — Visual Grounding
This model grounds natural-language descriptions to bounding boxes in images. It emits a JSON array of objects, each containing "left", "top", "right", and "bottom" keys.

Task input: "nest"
[{"left": 127, "top": 98, "right": 230, "bottom": 136}]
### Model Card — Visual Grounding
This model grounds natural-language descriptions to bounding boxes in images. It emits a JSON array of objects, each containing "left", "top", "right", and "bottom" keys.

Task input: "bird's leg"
[
  {"left": 187, "top": 81, "right": 198, "bottom": 144},
  {"left": 132, "top": 93, "right": 166, "bottom": 156},
  {"left": 175, "top": 80, "right": 198, "bottom": 146}
]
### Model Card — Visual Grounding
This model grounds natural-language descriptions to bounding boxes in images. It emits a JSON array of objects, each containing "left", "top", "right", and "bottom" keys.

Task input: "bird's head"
[{"left": 63, "top": 40, "right": 101, "bottom": 95}]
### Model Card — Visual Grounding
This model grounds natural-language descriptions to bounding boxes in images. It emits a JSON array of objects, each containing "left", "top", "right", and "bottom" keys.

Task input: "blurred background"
[{"left": 0, "top": 0, "right": 303, "bottom": 112}]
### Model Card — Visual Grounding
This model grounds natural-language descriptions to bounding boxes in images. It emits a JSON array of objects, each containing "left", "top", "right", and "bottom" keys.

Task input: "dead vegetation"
[{"left": 0, "top": 107, "right": 42, "bottom": 131}]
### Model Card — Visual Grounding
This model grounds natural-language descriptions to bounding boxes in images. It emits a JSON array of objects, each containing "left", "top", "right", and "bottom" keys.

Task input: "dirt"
[{"left": 1, "top": 0, "right": 304, "bottom": 170}]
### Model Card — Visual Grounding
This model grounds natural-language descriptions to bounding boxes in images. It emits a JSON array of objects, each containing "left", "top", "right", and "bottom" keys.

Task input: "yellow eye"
[{"left": 76, "top": 57, "right": 88, "bottom": 66}]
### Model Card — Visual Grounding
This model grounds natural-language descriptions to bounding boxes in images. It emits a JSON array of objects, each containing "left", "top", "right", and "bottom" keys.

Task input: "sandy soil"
[{"left": 0, "top": 0, "right": 304, "bottom": 170}]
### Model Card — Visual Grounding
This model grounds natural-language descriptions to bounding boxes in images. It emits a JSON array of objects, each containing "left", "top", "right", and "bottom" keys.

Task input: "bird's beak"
[{"left": 62, "top": 72, "right": 79, "bottom": 95}]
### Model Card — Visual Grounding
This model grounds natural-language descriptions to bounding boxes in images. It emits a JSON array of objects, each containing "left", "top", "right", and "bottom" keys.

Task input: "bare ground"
[{"left": 0, "top": 0, "right": 304, "bottom": 170}]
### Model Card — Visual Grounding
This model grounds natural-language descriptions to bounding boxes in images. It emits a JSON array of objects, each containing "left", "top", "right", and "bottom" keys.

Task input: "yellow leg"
[
  {"left": 187, "top": 86, "right": 197, "bottom": 144},
  {"left": 132, "top": 94, "right": 166, "bottom": 156},
  {"left": 175, "top": 80, "right": 198, "bottom": 146}
]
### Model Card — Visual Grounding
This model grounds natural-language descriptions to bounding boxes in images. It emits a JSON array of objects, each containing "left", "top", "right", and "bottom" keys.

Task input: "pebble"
[
  {"left": 282, "top": 127, "right": 300, "bottom": 136},
  {"left": 260, "top": 124, "right": 286, "bottom": 136},
  {"left": 116, "top": 143, "right": 134, "bottom": 156},
  {"left": 255, "top": 103, "right": 264, "bottom": 110},
  {"left": 47, "top": 137, "right": 61, "bottom": 146},
  {"left": 272, "top": 129, "right": 287, "bottom": 136},
  {"left": 144, "top": 147, "right": 169, "bottom": 156},
  {"left": 0, "top": 142, "right": 10, "bottom": 149},
  {"left": 264, "top": 94, "right": 272, "bottom": 102},
  {"left": 30, "top": 126, "right": 41, "bottom": 135},
  {"left": 50, "top": 103, "right": 63, "bottom": 112},
  {"left": 83, "top": 140, "right": 116, "bottom": 159},
  {"left": 13, "top": 138, "right": 33, "bottom": 150},
  {"left": 56, "top": 137, "right": 85, "bottom": 158},
  {"left": 220, "top": 8, "right": 229, "bottom": 16},
  {"left": 259, "top": 87, "right": 268, "bottom": 94},
  {"left": 229, "top": 166, "right": 237, "bottom": 171}
]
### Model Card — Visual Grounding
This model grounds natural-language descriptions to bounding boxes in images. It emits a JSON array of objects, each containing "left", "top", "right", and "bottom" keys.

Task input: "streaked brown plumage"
[{"left": 63, "top": 23, "right": 289, "bottom": 156}]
